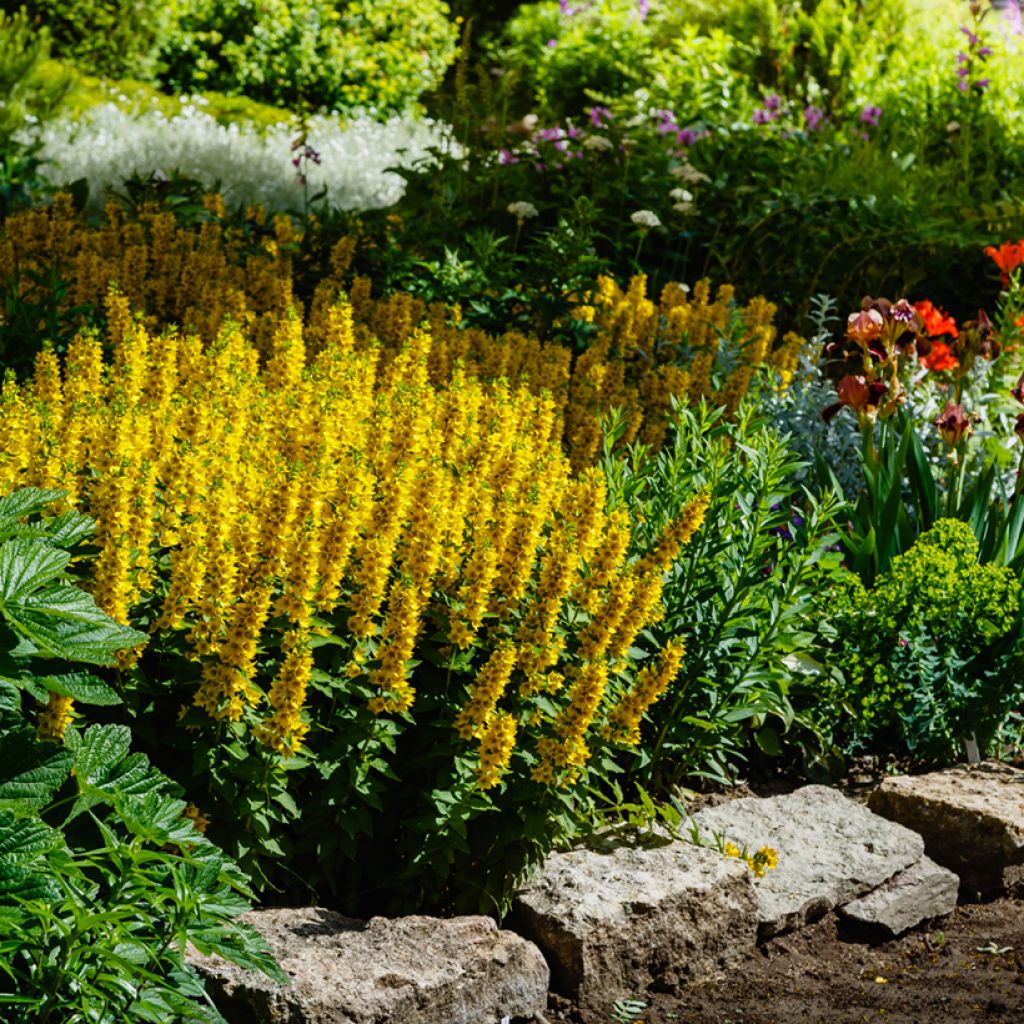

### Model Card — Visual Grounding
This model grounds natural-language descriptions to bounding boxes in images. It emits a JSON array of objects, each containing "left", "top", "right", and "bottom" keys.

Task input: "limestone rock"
[
  {"left": 190, "top": 908, "right": 549, "bottom": 1024},
  {"left": 511, "top": 839, "right": 757, "bottom": 1017},
  {"left": 839, "top": 855, "right": 959, "bottom": 937},
  {"left": 692, "top": 785, "right": 924, "bottom": 938},
  {"left": 868, "top": 761, "right": 1024, "bottom": 894}
]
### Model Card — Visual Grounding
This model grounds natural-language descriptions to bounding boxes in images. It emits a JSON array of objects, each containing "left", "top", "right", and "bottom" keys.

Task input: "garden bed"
[{"left": 588, "top": 898, "right": 1024, "bottom": 1024}]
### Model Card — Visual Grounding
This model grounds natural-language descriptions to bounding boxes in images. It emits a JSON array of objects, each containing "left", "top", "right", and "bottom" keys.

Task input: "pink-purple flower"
[{"left": 860, "top": 104, "right": 883, "bottom": 127}]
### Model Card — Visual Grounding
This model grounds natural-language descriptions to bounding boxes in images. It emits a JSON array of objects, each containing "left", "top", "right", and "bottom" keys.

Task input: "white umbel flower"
[
  {"left": 582, "top": 134, "right": 614, "bottom": 152},
  {"left": 630, "top": 209, "right": 661, "bottom": 229},
  {"left": 507, "top": 200, "right": 539, "bottom": 219}
]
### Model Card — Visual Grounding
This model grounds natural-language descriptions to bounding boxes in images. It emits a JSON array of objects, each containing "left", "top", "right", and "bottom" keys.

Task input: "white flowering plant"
[{"left": 27, "top": 102, "right": 455, "bottom": 216}]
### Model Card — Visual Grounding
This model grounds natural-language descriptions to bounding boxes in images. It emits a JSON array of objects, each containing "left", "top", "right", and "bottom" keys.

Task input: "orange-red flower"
[
  {"left": 984, "top": 241, "right": 1024, "bottom": 286},
  {"left": 922, "top": 341, "right": 958, "bottom": 372},
  {"left": 913, "top": 299, "right": 958, "bottom": 339}
]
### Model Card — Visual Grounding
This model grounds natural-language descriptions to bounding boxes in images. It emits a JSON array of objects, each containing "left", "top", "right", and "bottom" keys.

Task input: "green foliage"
[
  {"left": 0, "top": 723, "right": 285, "bottom": 1023},
  {"left": 0, "top": 488, "right": 144, "bottom": 691},
  {"left": 0, "top": 487, "right": 281, "bottom": 1023},
  {"left": 28, "top": 0, "right": 184, "bottom": 81},
  {"left": 0, "top": 8, "right": 70, "bottom": 216},
  {"left": 817, "top": 518, "right": 1024, "bottom": 763},
  {"left": 161, "top": 0, "right": 459, "bottom": 114},
  {"left": 602, "top": 401, "right": 847, "bottom": 787}
]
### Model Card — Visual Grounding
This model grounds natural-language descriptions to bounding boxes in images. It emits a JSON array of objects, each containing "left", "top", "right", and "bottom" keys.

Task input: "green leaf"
[
  {"left": 0, "top": 811, "right": 61, "bottom": 863},
  {"left": 0, "top": 729, "right": 72, "bottom": 810},
  {"left": 41, "top": 509, "right": 97, "bottom": 549},
  {"left": 0, "top": 489, "right": 66, "bottom": 540},
  {"left": 0, "top": 538, "right": 71, "bottom": 602},
  {"left": 73, "top": 723, "right": 133, "bottom": 785},
  {"left": 754, "top": 726, "right": 782, "bottom": 757},
  {"left": 36, "top": 671, "right": 122, "bottom": 706},
  {"left": 1, "top": 583, "right": 146, "bottom": 665}
]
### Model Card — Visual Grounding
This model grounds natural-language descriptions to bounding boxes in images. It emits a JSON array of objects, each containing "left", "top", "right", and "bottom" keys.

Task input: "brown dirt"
[{"left": 552, "top": 897, "right": 1024, "bottom": 1024}]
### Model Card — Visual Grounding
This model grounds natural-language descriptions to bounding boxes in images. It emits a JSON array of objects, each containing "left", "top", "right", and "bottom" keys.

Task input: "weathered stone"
[
  {"left": 868, "top": 761, "right": 1024, "bottom": 894},
  {"left": 511, "top": 839, "right": 757, "bottom": 1017},
  {"left": 839, "top": 855, "right": 959, "bottom": 937},
  {"left": 190, "top": 908, "right": 549, "bottom": 1024},
  {"left": 692, "top": 785, "right": 924, "bottom": 939}
]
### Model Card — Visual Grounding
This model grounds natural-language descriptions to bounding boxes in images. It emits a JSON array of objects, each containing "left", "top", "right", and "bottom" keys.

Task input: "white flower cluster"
[
  {"left": 630, "top": 209, "right": 661, "bottom": 229},
  {"left": 28, "top": 102, "right": 455, "bottom": 214},
  {"left": 507, "top": 200, "right": 538, "bottom": 220}
]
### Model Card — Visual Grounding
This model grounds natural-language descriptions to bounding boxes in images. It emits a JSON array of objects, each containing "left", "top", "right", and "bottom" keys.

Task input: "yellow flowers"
[
  {"left": 0, "top": 194, "right": 746, "bottom": 792},
  {"left": 723, "top": 841, "right": 780, "bottom": 878}
]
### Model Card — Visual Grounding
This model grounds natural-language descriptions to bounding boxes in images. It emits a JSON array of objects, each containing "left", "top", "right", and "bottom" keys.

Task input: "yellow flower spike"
[
  {"left": 604, "top": 637, "right": 686, "bottom": 746},
  {"left": 453, "top": 642, "right": 518, "bottom": 740},
  {"left": 37, "top": 692, "right": 74, "bottom": 742},
  {"left": 475, "top": 711, "right": 517, "bottom": 790}
]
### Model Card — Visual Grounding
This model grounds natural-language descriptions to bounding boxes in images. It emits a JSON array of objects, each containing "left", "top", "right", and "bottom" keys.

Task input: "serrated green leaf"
[
  {"left": 3, "top": 584, "right": 146, "bottom": 665},
  {"left": 0, "top": 538, "right": 71, "bottom": 602},
  {"left": 0, "top": 489, "right": 66, "bottom": 539},
  {"left": 36, "top": 671, "right": 122, "bottom": 706},
  {"left": 0, "top": 730, "right": 72, "bottom": 810},
  {"left": 0, "top": 861, "right": 59, "bottom": 902},
  {"left": 0, "top": 812, "right": 61, "bottom": 863},
  {"left": 73, "top": 724, "right": 132, "bottom": 787},
  {"left": 41, "top": 510, "right": 97, "bottom": 549}
]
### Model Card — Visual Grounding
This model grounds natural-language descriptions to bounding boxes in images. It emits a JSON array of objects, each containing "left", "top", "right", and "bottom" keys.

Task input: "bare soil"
[{"left": 549, "top": 897, "right": 1024, "bottom": 1024}]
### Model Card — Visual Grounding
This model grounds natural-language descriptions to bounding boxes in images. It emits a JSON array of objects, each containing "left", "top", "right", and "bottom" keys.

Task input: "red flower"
[
  {"left": 922, "top": 340, "right": 958, "bottom": 372},
  {"left": 984, "top": 241, "right": 1024, "bottom": 286},
  {"left": 913, "top": 299, "right": 958, "bottom": 339}
]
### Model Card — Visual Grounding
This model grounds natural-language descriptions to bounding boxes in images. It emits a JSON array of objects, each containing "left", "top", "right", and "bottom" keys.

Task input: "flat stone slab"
[
  {"left": 692, "top": 785, "right": 924, "bottom": 939},
  {"left": 868, "top": 761, "right": 1024, "bottom": 895},
  {"left": 839, "top": 855, "right": 959, "bottom": 937},
  {"left": 512, "top": 839, "right": 757, "bottom": 1016},
  {"left": 190, "top": 908, "right": 549, "bottom": 1024}
]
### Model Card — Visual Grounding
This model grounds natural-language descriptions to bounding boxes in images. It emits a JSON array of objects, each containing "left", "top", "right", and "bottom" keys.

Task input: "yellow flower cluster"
[
  {"left": 1, "top": 196, "right": 804, "bottom": 475},
  {"left": 2, "top": 287, "right": 705, "bottom": 786},
  {"left": 723, "top": 841, "right": 780, "bottom": 878}
]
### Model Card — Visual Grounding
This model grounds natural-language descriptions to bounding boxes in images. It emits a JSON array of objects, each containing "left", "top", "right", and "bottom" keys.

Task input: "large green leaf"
[
  {"left": 70, "top": 725, "right": 166, "bottom": 817},
  {"left": 0, "top": 583, "right": 145, "bottom": 665},
  {"left": 0, "top": 812, "right": 61, "bottom": 863},
  {"left": 0, "top": 489, "right": 67, "bottom": 540},
  {"left": 40, "top": 509, "right": 97, "bottom": 550},
  {"left": 0, "top": 538, "right": 71, "bottom": 602},
  {"left": 0, "top": 729, "right": 72, "bottom": 810},
  {"left": 36, "top": 671, "right": 122, "bottom": 706}
]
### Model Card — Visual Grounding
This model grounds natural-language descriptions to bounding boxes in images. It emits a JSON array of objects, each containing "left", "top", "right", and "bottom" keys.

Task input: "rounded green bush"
[
  {"left": 27, "top": 0, "right": 184, "bottom": 80},
  {"left": 160, "top": 0, "right": 459, "bottom": 114}
]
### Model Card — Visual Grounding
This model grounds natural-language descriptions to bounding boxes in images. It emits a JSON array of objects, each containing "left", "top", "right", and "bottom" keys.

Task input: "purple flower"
[
  {"left": 973, "top": 78, "right": 990, "bottom": 91},
  {"left": 546, "top": 38, "right": 557, "bottom": 48},
  {"left": 588, "top": 105, "right": 612, "bottom": 127},
  {"left": 803, "top": 105, "right": 824, "bottom": 131},
  {"left": 636, "top": 0, "right": 649, "bottom": 18},
  {"left": 960, "top": 25, "right": 981, "bottom": 46},
  {"left": 859, "top": 104, "right": 882, "bottom": 127},
  {"left": 977, "top": 45, "right": 994, "bottom": 57},
  {"left": 675, "top": 127, "right": 708, "bottom": 146},
  {"left": 765, "top": 92, "right": 782, "bottom": 111},
  {"left": 499, "top": 148, "right": 519, "bottom": 165}
]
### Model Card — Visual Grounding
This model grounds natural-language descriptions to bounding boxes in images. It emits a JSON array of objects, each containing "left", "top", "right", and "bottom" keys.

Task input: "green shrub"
[
  {"left": 0, "top": 487, "right": 283, "bottom": 1022},
  {"left": 161, "top": 0, "right": 459, "bottom": 114},
  {"left": 27, "top": 0, "right": 184, "bottom": 81},
  {"left": 0, "top": 7, "right": 70, "bottom": 215},
  {"left": 817, "top": 518, "right": 1024, "bottom": 764},
  {"left": 602, "top": 401, "right": 847, "bottom": 788}
]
